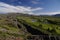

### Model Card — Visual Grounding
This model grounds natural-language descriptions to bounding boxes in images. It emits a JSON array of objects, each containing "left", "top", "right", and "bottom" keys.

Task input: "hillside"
[{"left": 0, "top": 13, "right": 60, "bottom": 40}]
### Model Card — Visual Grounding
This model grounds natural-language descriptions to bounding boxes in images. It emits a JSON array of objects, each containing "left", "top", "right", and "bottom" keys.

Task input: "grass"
[
  {"left": 0, "top": 14, "right": 60, "bottom": 38},
  {"left": 17, "top": 16, "right": 60, "bottom": 35}
]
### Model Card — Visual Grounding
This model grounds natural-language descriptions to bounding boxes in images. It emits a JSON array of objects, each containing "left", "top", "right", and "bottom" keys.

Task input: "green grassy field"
[
  {"left": 0, "top": 13, "right": 60, "bottom": 40},
  {"left": 17, "top": 15, "right": 60, "bottom": 35}
]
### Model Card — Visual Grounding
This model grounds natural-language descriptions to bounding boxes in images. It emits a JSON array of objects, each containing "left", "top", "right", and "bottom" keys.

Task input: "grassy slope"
[
  {"left": 0, "top": 13, "right": 60, "bottom": 39},
  {"left": 0, "top": 15, "right": 25, "bottom": 39},
  {"left": 17, "top": 16, "right": 60, "bottom": 35}
]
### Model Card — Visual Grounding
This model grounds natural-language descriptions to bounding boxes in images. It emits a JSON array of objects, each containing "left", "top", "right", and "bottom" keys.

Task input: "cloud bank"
[
  {"left": 0, "top": 2, "right": 43, "bottom": 14},
  {"left": 0, "top": 2, "right": 60, "bottom": 15},
  {"left": 34, "top": 12, "right": 60, "bottom": 15}
]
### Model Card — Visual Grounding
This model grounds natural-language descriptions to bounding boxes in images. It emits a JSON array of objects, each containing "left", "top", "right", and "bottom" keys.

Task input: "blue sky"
[{"left": 0, "top": 0, "right": 60, "bottom": 15}]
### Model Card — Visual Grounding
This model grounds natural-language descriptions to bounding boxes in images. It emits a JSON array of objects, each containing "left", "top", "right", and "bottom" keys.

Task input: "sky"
[{"left": 0, "top": 0, "right": 60, "bottom": 15}]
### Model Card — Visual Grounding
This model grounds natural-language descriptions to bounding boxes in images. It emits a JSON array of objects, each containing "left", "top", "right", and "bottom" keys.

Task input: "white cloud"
[
  {"left": 18, "top": 2, "right": 22, "bottom": 4},
  {"left": 35, "top": 12, "right": 60, "bottom": 15},
  {"left": 47, "top": 12, "right": 60, "bottom": 15},
  {"left": 0, "top": 2, "right": 60, "bottom": 15},
  {"left": 31, "top": 7, "right": 43, "bottom": 11},
  {"left": 0, "top": 2, "right": 43, "bottom": 14},
  {"left": 31, "top": 0, "right": 44, "bottom": 4},
  {"left": 32, "top": 1, "right": 39, "bottom": 4}
]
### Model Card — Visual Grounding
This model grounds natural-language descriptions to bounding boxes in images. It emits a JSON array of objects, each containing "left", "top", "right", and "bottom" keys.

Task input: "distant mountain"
[{"left": 53, "top": 14, "right": 60, "bottom": 17}]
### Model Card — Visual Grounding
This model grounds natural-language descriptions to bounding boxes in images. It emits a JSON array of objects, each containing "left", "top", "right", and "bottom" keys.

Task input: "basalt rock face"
[{"left": 18, "top": 20, "right": 45, "bottom": 35}]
